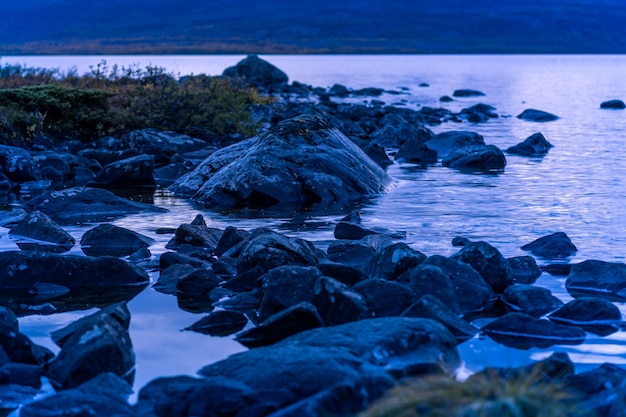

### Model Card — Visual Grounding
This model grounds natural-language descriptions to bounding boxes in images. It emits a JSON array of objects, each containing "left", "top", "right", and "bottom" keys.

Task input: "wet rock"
[
  {"left": 46, "top": 312, "right": 135, "bottom": 389},
  {"left": 215, "top": 225, "right": 250, "bottom": 256},
  {"left": 86, "top": 154, "right": 156, "bottom": 188},
  {"left": 0, "top": 207, "right": 27, "bottom": 227},
  {"left": 170, "top": 115, "right": 391, "bottom": 211},
  {"left": 176, "top": 268, "right": 221, "bottom": 296},
  {"left": 20, "top": 373, "right": 135, "bottom": 417},
  {"left": 502, "top": 284, "right": 564, "bottom": 317},
  {"left": 442, "top": 144, "right": 506, "bottom": 171},
  {"left": 364, "top": 242, "right": 426, "bottom": 281},
  {"left": 458, "top": 103, "right": 498, "bottom": 123},
  {"left": 313, "top": 276, "right": 372, "bottom": 325},
  {"left": 78, "top": 147, "right": 139, "bottom": 167},
  {"left": 224, "top": 54, "right": 288, "bottom": 87},
  {"left": 0, "top": 362, "right": 43, "bottom": 388},
  {"left": 334, "top": 211, "right": 405, "bottom": 241},
  {"left": 565, "top": 260, "right": 626, "bottom": 300},
  {"left": 405, "top": 264, "right": 460, "bottom": 313},
  {"left": 0, "top": 384, "right": 40, "bottom": 415},
  {"left": 158, "top": 251, "right": 211, "bottom": 270},
  {"left": 507, "top": 255, "right": 543, "bottom": 284},
  {"left": 517, "top": 108, "right": 559, "bottom": 122},
  {"left": 360, "top": 141, "right": 393, "bottom": 168},
  {"left": 123, "top": 128, "right": 208, "bottom": 165},
  {"left": 237, "top": 230, "right": 318, "bottom": 275},
  {"left": 482, "top": 312, "right": 586, "bottom": 349},
  {"left": 185, "top": 310, "right": 248, "bottom": 336},
  {"left": 453, "top": 89, "right": 485, "bottom": 97},
  {"left": 0, "top": 306, "right": 18, "bottom": 336},
  {"left": 549, "top": 297, "right": 622, "bottom": 336},
  {"left": 23, "top": 187, "right": 167, "bottom": 225},
  {"left": 257, "top": 266, "right": 321, "bottom": 322},
  {"left": 153, "top": 264, "right": 197, "bottom": 295},
  {"left": 0, "top": 330, "right": 52, "bottom": 365},
  {"left": 541, "top": 263, "right": 572, "bottom": 276},
  {"left": 395, "top": 139, "right": 438, "bottom": 166},
  {"left": 8, "top": 210, "right": 75, "bottom": 253},
  {"left": 316, "top": 262, "right": 367, "bottom": 286},
  {"left": 521, "top": 231, "right": 577, "bottom": 259},
  {"left": 402, "top": 295, "right": 479, "bottom": 343},
  {"left": 326, "top": 239, "right": 378, "bottom": 269},
  {"left": 370, "top": 122, "right": 433, "bottom": 148},
  {"left": 565, "top": 363, "right": 626, "bottom": 416},
  {"left": 199, "top": 317, "right": 460, "bottom": 415},
  {"left": 439, "top": 95, "right": 454, "bottom": 102},
  {"left": 353, "top": 279, "right": 415, "bottom": 317},
  {"left": 450, "top": 241, "right": 512, "bottom": 293},
  {"left": 165, "top": 214, "right": 222, "bottom": 252},
  {"left": 600, "top": 99, "right": 626, "bottom": 109},
  {"left": 506, "top": 132, "right": 554, "bottom": 156},
  {"left": 421, "top": 255, "right": 495, "bottom": 314},
  {"left": 80, "top": 223, "right": 155, "bottom": 257},
  {"left": 327, "top": 83, "right": 350, "bottom": 97},
  {"left": 0, "top": 144, "right": 42, "bottom": 182},
  {"left": 473, "top": 352, "right": 574, "bottom": 383},
  {"left": 236, "top": 302, "right": 325, "bottom": 348}
]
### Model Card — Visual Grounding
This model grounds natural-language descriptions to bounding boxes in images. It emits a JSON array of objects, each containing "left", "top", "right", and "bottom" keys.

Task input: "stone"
[
  {"left": 450, "top": 241, "right": 512, "bottom": 293},
  {"left": 565, "top": 260, "right": 626, "bottom": 300},
  {"left": 394, "top": 139, "right": 438, "bottom": 166},
  {"left": 507, "top": 255, "right": 543, "bottom": 284},
  {"left": 549, "top": 297, "right": 622, "bottom": 336},
  {"left": 506, "top": 132, "right": 554, "bottom": 156},
  {"left": 236, "top": 302, "right": 325, "bottom": 348},
  {"left": 23, "top": 187, "right": 167, "bottom": 225},
  {"left": 223, "top": 54, "right": 289, "bottom": 87},
  {"left": 364, "top": 242, "right": 426, "bottom": 281},
  {"left": 406, "top": 264, "right": 460, "bottom": 313},
  {"left": 402, "top": 295, "right": 479, "bottom": 343},
  {"left": 80, "top": 223, "right": 155, "bottom": 257},
  {"left": 86, "top": 154, "right": 156, "bottom": 188},
  {"left": 442, "top": 144, "right": 506, "bottom": 171},
  {"left": 517, "top": 108, "right": 559, "bottom": 122},
  {"left": 312, "top": 276, "right": 372, "bottom": 325},
  {"left": 0, "top": 144, "right": 42, "bottom": 182},
  {"left": 482, "top": 312, "right": 586, "bottom": 349},
  {"left": 370, "top": 122, "right": 433, "bottom": 148},
  {"left": 458, "top": 103, "right": 498, "bottom": 122},
  {"left": 502, "top": 284, "right": 564, "bottom": 317},
  {"left": 600, "top": 99, "right": 626, "bottom": 109},
  {"left": 453, "top": 89, "right": 485, "bottom": 97},
  {"left": 327, "top": 83, "right": 351, "bottom": 97},
  {"left": 0, "top": 363, "right": 43, "bottom": 388},
  {"left": 0, "top": 306, "right": 18, "bottom": 336},
  {"left": 215, "top": 226, "right": 250, "bottom": 256},
  {"left": 521, "top": 231, "right": 577, "bottom": 259},
  {"left": 185, "top": 310, "right": 248, "bottom": 336},
  {"left": 170, "top": 115, "right": 391, "bottom": 211},
  {"left": 123, "top": 128, "right": 209, "bottom": 165},
  {"left": 153, "top": 264, "right": 197, "bottom": 295},
  {"left": 326, "top": 239, "right": 378, "bottom": 269},
  {"left": 176, "top": 268, "right": 221, "bottom": 296},
  {"left": 334, "top": 211, "right": 405, "bottom": 241},
  {"left": 165, "top": 214, "right": 222, "bottom": 251},
  {"left": 354, "top": 279, "right": 415, "bottom": 317},
  {"left": 316, "top": 262, "right": 367, "bottom": 286},
  {"left": 8, "top": 210, "right": 75, "bottom": 253},
  {"left": 421, "top": 255, "right": 495, "bottom": 314}
]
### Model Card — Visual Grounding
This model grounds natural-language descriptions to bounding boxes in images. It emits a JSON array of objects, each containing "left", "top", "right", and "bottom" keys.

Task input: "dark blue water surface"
[{"left": 3, "top": 54, "right": 626, "bottom": 397}]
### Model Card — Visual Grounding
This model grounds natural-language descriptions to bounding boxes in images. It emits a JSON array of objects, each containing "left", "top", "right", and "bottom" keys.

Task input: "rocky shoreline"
[{"left": 1, "top": 55, "right": 625, "bottom": 416}]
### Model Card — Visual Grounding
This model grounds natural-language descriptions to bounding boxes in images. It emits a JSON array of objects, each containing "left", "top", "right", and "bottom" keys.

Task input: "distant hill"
[{"left": 1, "top": 0, "right": 626, "bottom": 54}]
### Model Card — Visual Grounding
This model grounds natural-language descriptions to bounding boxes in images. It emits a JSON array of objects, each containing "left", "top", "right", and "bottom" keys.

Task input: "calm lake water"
[{"left": 3, "top": 54, "right": 626, "bottom": 397}]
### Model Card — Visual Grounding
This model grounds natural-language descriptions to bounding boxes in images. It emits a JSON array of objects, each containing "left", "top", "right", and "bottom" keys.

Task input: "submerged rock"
[
  {"left": 442, "top": 144, "right": 506, "bottom": 171},
  {"left": 565, "top": 260, "right": 626, "bottom": 300},
  {"left": 517, "top": 108, "right": 559, "bottom": 122},
  {"left": 506, "top": 132, "right": 554, "bottom": 156},
  {"left": 521, "top": 231, "right": 577, "bottom": 259},
  {"left": 600, "top": 99, "right": 626, "bottom": 109},
  {"left": 549, "top": 297, "right": 622, "bottom": 336},
  {"left": 169, "top": 115, "right": 391, "bottom": 211},
  {"left": 453, "top": 89, "right": 485, "bottom": 97}
]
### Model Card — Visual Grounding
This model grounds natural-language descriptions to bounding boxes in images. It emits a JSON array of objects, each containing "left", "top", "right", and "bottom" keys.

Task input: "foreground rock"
[
  {"left": 198, "top": 318, "right": 459, "bottom": 416},
  {"left": 170, "top": 115, "right": 391, "bottom": 211},
  {"left": 23, "top": 187, "right": 167, "bottom": 225}
]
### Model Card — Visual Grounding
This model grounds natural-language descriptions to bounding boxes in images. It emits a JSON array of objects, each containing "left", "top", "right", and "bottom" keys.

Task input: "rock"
[
  {"left": 237, "top": 230, "right": 319, "bottom": 275},
  {"left": 158, "top": 251, "right": 211, "bottom": 270},
  {"left": 46, "top": 313, "right": 135, "bottom": 389},
  {"left": 153, "top": 264, "right": 197, "bottom": 295},
  {"left": 600, "top": 99, "right": 626, "bottom": 109},
  {"left": 507, "top": 255, "right": 543, "bottom": 284},
  {"left": 394, "top": 139, "right": 438, "bottom": 166},
  {"left": 517, "top": 108, "right": 559, "bottom": 122},
  {"left": 482, "top": 312, "right": 586, "bottom": 349},
  {"left": 257, "top": 266, "right": 322, "bottom": 322},
  {"left": 170, "top": 115, "right": 391, "bottom": 211},
  {"left": 312, "top": 276, "right": 372, "bottom": 325},
  {"left": 450, "top": 241, "right": 512, "bottom": 293},
  {"left": 521, "top": 231, "right": 577, "bottom": 259},
  {"left": 86, "top": 154, "right": 156, "bottom": 188},
  {"left": 439, "top": 95, "right": 454, "bottom": 102},
  {"left": 506, "top": 132, "right": 554, "bottom": 156},
  {"left": 370, "top": 122, "right": 433, "bottom": 148},
  {"left": 402, "top": 295, "right": 479, "bottom": 343},
  {"left": 353, "top": 279, "right": 415, "bottom": 317},
  {"left": 176, "top": 268, "right": 221, "bottom": 296},
  {"left": 421, "top": 255, "right": 495, "bottom": 314},
  {"left": 0, "top": 207, "right": 27, "bottom": 227},
  {"left": 223, "top": 54, "right": 288, "bottom": 87},
  {"left": 0, "top": 363, "right": 43, "bottom": 388},
  {"left": 442, "top": 144, "right": 506, "bottom": 171},
  {"left": 317, "top": 262, "right": 367, "bottom": 286},
  {"left": 0, "top": 144, "right": 42, "bottom": 182},
  {"left": 215, "top": 226, "right": 250, "bottom": 256},
  {"left": 327, "top": 83, "right": 351, "bottom": 97},
  {"left": 364, "top": 242, "right": 426, "bottom": 281},
  {"left": 8, "top": 210, "right": 75, "bottom": 253},
  {"left": 199, "top": 318, "right": 460, "bottom": 415},
  {"left": 566, "top": 260, "right": 626, "bottom": 300},
  {"left": 334, "top": 211, "right": 405, "bottom": 241},
  {"left": 502, "top": 284, "right": 564, "bottom": 317},
  {"left": 80, "top": 223, "right": 155, "bottom": 257},
  {"left": 165, "top": 214, "right": 222, "bottom": 251},
  {"left": 0, "top": 306, "right": 18, "bottom": 336},
  {"left": 458, "top": 103, "right": 498, "bottom": 123},
  {"left": 326, "top": 239, "right": 378, "bottom": 269},
  {"left": 549, "top": 297, "right": 622, "bottom": 336},
  {"left": 0, "top": 384, "right": 40, "bottom": 415},
  {"left": 236, "top": 302, "right": 325, "bottom": 348},
  {"left": 123, "top": 128, "right": 209, "bottom": 165},
  {"left": 185, "top": 310, "right": 248, "bottom": 336},
  {"left": 0, "top": 330, "right": 52, "bottom": 365},
  {"left": 23, "top": 187, "right": 167, "bottom": 225},
  {"left": 473, "top": 352, "right": 574, "bottom": 383},
  {"left": 405, "top": 264, "right": 460, "bottom": 313},
  {"left": 453, "top": 89, "right": 485, "bottom": 97},
  {"left": 78, "top": 147, "right": 139, "bottom": 167},
  {"left": 20, "top": 373, "right": 135, "bottom": 417},
  {"left": 360, "top": 142, "right": 393, "bottom": 168},
  {"left": 565, "top": 363, "right": 626, "bottom": 415}
]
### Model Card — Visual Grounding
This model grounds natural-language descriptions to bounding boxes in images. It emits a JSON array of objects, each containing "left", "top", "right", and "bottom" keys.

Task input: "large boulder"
[
  {"left": 23, "top": 187, "right": 167, "bottom": 225},
  {"left": 169, "top": 115, "right": 391, "bottom": 211},
  {"left": 223, "top": 54, "right": 288, "bottom": 87}
]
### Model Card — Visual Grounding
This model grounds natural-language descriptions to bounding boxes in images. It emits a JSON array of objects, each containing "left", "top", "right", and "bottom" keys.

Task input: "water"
[{"left": 3, "top": 54, "right": 626, "bottom": 396}]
